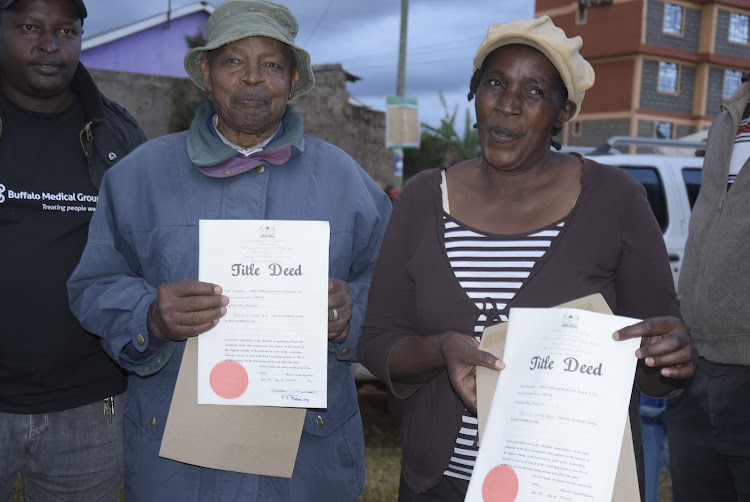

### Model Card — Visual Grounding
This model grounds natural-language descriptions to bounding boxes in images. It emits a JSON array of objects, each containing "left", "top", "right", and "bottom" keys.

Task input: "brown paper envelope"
[
  {"left": 476, "top": 293, "right": 639, "bottom": 501},
  {"left": 159, "top": 337, "right": 306, "bottom": 477}
]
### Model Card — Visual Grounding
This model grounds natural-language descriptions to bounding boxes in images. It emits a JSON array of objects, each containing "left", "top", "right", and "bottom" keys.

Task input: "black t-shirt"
[{"left": 0, "top": 91, "right": 126, "bottom": 413}]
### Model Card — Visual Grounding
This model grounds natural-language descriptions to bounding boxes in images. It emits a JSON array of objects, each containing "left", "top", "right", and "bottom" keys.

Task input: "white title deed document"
[
  {"left": 466, "top": 308, "right": 641, "bottom": 502},
  {"left": 197, "top": 220, "right": 329, "bottom": 408}
]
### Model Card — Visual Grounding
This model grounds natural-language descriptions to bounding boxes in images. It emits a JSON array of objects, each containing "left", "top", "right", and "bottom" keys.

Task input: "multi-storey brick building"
[{"left": 535, "top": 0, "right": 750, "bottom": 149}]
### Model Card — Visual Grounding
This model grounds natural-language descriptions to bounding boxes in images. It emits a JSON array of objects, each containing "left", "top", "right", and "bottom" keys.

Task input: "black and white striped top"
[{"left": 442, "top": 214, "right": 563, "bottom": 481}]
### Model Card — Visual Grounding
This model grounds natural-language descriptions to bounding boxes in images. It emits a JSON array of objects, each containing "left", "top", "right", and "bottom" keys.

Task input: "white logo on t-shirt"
[{"left": 0, "top": 182, "right": 97, "bottom": 211}]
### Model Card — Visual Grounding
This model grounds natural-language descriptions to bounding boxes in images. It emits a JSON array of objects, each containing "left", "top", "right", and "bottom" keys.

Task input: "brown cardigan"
[{"left": 358, "top": 158, "right": 681, "bottom": 495}]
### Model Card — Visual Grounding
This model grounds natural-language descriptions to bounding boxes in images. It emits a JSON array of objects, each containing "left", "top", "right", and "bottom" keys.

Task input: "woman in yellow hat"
[{"left": 359, "top": 16, "right": 696, "bottom": 501}]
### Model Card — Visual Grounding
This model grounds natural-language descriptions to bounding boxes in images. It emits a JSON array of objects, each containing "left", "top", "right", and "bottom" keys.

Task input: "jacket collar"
[
  {"left": 187, "top": 100, "right": 305, "bottom": 168},
  {"left": 724, "top": 81, "right": 750, "bottom": 128},
  {"left": 70, "top": 63, "right": 104, "bottom": 123}
]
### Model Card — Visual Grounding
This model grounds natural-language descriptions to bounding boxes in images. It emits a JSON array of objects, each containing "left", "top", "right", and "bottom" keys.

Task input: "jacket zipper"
[
  {"left": 718, "top": 190, "right": 728, "bottom": 211},
  {"left": 690, "top": 185, "right": 726, "bottom": 332},
  {"left": 79, "top": 121, "right": 94, "bottom": 158}
]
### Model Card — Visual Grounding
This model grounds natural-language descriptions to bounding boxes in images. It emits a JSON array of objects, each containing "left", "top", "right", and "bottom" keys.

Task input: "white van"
[
  {"left": 585, "top": 152, "right": 703, "bottom": 286},
  {"left": 582, "top": 136, "right": 705, "bottom": 287}
]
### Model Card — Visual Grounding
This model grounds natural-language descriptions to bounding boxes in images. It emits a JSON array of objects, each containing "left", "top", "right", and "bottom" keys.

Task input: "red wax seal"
[
  {"left": 209, "top": 360, "right": 249, "bottom": 400},
  {"left": 482, "top": 464, "right": 519, "bottom": 502}
]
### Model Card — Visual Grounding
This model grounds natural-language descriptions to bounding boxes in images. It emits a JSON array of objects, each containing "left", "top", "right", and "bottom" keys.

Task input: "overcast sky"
[{"left": 82, "top": 0, "right": 536, "bottom": 130}]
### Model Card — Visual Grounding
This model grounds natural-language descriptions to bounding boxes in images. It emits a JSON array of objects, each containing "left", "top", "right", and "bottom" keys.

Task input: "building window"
[
  {"left": 658, "top": 62, "right": 678, "bottom": 93},
  {"left": 579, "top": 0, "right": 613, "bottom": 6},
  {"left": 656, "top": 121, "right": 673, "bottom": 139},
  {"left": 729, "top": 12, "right": 750, "bottom": 44},
  {"left": 572, "top": 121, "right": 583, "bottom": 137},
  {"left": 663, "top": 4, "right": 683, "bottom": 35},
  {"left": 724, "top": 69, "right": 744, "bottom": 98},
  {"left": 578, "top": 0, "right": 613, "bottom": 22}
]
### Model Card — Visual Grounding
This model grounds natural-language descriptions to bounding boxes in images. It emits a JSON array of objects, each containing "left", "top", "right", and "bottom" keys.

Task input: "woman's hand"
[
  {"left": 441, "top": 331, "right": 505, "bottom": 413},
  {"left": 613, "top": 316, "right": 697, "bottom": 379}
]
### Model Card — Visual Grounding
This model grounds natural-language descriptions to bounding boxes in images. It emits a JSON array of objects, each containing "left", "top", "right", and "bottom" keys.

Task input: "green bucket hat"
[{"left": 184, "top": 0, "right": 314, "bottom": 97}]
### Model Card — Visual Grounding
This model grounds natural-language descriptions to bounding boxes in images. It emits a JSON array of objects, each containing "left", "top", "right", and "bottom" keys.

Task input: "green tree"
[
  {"left": 403, "top": 92, "right": 480, "bottom": 181},
  {"left": 184, "top": 29, "right": 207, "bottom": 49},
  {"left": 168, "top": 28, "right": 209, "bottom": 133}
]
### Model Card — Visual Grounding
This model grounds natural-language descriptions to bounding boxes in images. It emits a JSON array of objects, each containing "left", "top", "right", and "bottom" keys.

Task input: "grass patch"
[
  {"left": 12, "top": 387, "right": 671, "bottom": 502},
  {"left": 358, "top": 384, "right": 402, "bottom": 501},
  {"left": 12, "top": 477, "right": 21, "bottom": 502}
]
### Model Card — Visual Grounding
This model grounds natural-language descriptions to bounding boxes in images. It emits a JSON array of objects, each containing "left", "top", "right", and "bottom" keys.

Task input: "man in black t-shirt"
[{"left": 0, "top": 0, "right": 146, "bottom": 500}]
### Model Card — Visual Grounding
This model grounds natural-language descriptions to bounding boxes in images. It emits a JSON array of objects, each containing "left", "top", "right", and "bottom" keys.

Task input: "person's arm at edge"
[
  {"left": 358, "top": 172, "right": 502, "bottom": 401},
  {"left": 358, "top": 174, "right": 432, "bottom": 398},
  {"left": 614, "top": 180, "right": 695, "bottom": 397},
  {"left": 68, "top": 172, "right": 175, "bottom": 377},
  {"left": 327, "top": 171, "right": 393, "bottom": 362}
]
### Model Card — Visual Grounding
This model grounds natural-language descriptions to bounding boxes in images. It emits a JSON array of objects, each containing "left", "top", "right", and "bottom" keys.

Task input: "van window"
[
  {"left": 682, "top": 168, "right": 702, "bottom": 209},
  {"left": 620, "top": 167, "right": 668, "bottom": 232}
]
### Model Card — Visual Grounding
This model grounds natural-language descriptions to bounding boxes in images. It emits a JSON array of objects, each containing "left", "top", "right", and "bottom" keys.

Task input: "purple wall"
[{"left": 80, "top": 12, "right": 210, "bottom": 78}]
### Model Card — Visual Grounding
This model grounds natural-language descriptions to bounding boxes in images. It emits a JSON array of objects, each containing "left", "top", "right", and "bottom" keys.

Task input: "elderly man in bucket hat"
[{"left": 67, "top": 1, "right": 391, "bottom": 500}]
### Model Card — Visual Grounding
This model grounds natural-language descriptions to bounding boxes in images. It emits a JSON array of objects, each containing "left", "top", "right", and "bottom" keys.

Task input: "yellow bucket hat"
[{"left": 473, "top": 16, "right": 595, "bottom": 119}]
